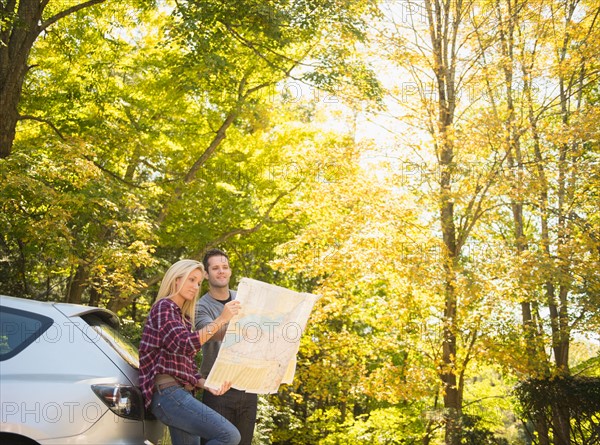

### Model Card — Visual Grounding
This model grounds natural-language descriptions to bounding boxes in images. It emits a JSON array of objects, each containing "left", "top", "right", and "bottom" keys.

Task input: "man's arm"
[{"left": 195, "top": 297, "right": 227, "bottom": 341}]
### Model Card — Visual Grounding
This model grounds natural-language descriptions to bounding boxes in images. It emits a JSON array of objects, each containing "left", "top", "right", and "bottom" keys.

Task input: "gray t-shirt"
[{"left": 194, "top": 290, "right": 237, "bottom": 378}]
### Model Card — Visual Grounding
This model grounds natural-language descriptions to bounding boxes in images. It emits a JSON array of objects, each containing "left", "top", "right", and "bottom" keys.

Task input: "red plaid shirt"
[{"left": 139, "top": 298, "right": 202, "bottom": 408}]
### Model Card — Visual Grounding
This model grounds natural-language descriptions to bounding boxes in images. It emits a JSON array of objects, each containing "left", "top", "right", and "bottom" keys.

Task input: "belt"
[{"left": 156, "top": 381, "right": 194, "bottom": 392}]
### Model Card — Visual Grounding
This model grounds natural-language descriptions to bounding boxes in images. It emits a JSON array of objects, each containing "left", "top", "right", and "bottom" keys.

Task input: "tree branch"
[
  {"left": 221, "top": 21, "right": 301, "bottom": 76},
  {"left": 41, "top": 0, "right": 107, "bottom": 32},
  {"left": 84, "top": 156, "right": 150, "bottom": 190},
  {"left": 145, "top": 182, "right": 303, "bottom": 288},
  {"left": 18, "top": 114, "right": 65, "bottom": 140},
  {"left": 197, "top": 181, "right": 304, "bottom": 258}
]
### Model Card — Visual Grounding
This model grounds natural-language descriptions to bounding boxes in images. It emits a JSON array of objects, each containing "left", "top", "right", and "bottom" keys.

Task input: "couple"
[{"left": 139, "top": 249, "right": 258, "bottom": 445}]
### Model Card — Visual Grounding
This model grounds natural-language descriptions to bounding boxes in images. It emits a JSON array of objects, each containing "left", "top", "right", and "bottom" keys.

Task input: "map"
[{"left": 204, "top": 278, "right": 319, "bottom": 394}]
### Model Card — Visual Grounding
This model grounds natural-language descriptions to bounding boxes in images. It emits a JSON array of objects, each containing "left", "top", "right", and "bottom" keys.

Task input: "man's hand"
[{"left": 221, "top": 300, "right": 241, "bottom": 322}]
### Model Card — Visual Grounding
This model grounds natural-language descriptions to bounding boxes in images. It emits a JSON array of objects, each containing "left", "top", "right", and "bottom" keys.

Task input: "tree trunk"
[
  {"left": 0, "top": 0, "right": 44, "bottom": 158},
  {"left": 439, "top": 140, "right": 460, "bottom": 445},
  {"left": 525, "top": 79, "right": 553, "bottom": 445},
  {"left": 0, "top": 89, "right": 21, "bottom": 158},
  {"left": 89, "top": 286, "right": 101, "bottom": 308},
  {"left": 66, "top": 264, "right": 89, "bottom": 304},
  {"left": 423, "top": 0, "right": 463, "bottom": 442}
]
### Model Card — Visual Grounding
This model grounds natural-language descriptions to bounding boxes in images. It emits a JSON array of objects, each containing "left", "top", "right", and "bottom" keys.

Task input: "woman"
[{"left": 139, "top": 259, "right": 241, "bottom": 445}]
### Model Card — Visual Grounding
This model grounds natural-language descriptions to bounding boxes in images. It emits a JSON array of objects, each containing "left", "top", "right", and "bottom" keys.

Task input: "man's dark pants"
[{"left": 201, "top": 388, "right": 258, "bottom": 445}]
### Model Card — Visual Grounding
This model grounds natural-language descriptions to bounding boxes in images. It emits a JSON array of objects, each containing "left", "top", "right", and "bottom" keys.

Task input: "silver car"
[{"left": 0, "top": 295, "right": 165, "bottom": 444}]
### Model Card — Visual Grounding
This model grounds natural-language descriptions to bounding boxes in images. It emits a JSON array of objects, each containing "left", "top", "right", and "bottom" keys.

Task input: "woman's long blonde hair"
[{"left": 155, "top": 259, "right": 204, "bottom": 326}]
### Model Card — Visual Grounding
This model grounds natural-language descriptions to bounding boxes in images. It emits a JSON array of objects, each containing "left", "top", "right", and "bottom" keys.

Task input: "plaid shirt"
[{"left": 139, "top": 298, "right": 202, "bottom": 408}]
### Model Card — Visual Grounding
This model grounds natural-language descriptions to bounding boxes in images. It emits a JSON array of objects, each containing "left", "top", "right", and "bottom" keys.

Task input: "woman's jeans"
[{"left": 151, "top": 385, "right": 241, "bottom": 445}]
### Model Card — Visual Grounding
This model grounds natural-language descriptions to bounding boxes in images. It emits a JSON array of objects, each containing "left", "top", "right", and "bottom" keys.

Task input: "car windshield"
[{"left": 84, "top": 314, "right": 140, "bottom": 369}]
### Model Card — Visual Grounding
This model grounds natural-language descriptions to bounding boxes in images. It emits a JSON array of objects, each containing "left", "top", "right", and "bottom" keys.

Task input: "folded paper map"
[{"left": 204, "top": 278, "right": 319, "bottom": 394}]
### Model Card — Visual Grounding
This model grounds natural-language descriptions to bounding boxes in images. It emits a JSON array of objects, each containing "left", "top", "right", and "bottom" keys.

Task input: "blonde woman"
[{"left": 139, "top": 259, "right": 241, "bottom": 445}]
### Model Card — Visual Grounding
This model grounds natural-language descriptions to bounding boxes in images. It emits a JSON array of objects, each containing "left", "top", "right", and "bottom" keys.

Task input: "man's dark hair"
[{"left": 202, "top": 248, "right": 230, "bottom": 271}]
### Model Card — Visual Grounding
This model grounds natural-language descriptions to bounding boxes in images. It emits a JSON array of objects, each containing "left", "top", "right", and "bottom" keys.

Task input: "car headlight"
[{"left": 92, "top": 384, "right": 144, "bottom": 420}]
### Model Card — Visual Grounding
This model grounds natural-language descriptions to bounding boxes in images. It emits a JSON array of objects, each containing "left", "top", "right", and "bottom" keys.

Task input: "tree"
[
  {"left": 470, "top": 0, "right": 600, "bottom": 443},
  {"left": 0, "top": 0, "right": 109, "bottom": 158},
  {"left": 376, "top": 0, "right": 508, "bottom": 442},
  {"left": 1, "top": 0, "right": 382, "bottom": 314}
]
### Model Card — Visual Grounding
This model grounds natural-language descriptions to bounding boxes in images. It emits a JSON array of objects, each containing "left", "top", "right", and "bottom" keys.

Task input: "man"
[{"left": 195, "top": 248, "right": 258, "bottom": 445}]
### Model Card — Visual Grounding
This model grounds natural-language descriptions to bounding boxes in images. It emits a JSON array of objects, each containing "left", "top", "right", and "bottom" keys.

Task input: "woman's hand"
[{"left": 205, "top": 380, "right": 233, "bottom": 396}]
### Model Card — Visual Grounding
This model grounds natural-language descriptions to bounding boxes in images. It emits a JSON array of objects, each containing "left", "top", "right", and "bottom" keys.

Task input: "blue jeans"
[{"left": 151, "top": 385, "right": 241, "bottom": 445}]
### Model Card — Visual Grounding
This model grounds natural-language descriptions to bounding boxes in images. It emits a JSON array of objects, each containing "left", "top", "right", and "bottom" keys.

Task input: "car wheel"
[{"left": 0, "top": 435, "right": 37, "bottom": 445}]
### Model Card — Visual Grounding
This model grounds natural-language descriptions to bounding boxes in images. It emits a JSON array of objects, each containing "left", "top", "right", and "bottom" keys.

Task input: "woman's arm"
[
  {"left": 157, "top": 302, "right": 202, "bottom": 354},
  {"left": 157, "top": 299, "right": 241, "bottom": 353}
]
